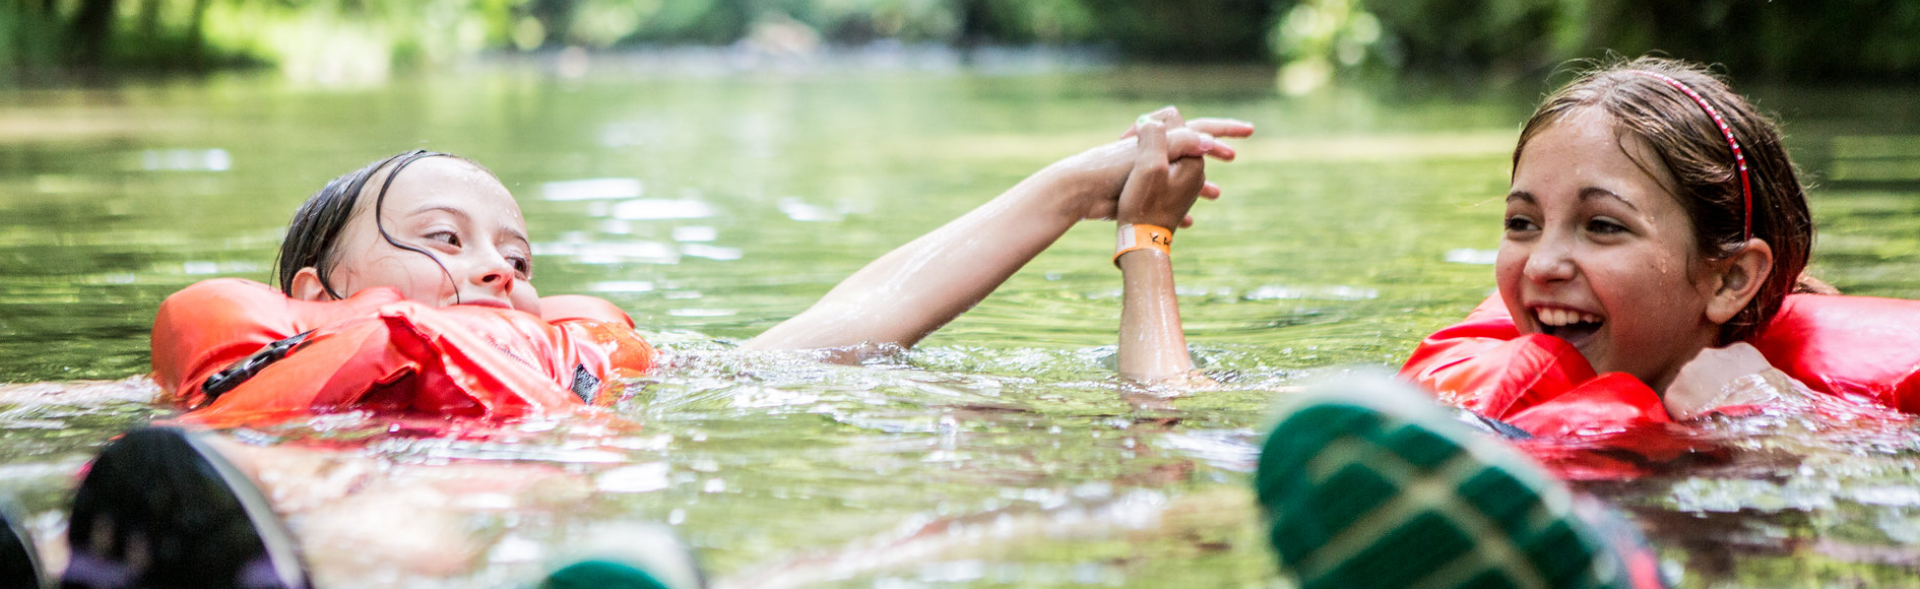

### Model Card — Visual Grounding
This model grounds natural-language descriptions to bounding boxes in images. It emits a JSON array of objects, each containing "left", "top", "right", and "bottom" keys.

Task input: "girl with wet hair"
[
  {"left": 1508, "top": 56, "right": 1819, "bottom": 345},
  {"left": 1398, "top": 55, "right": 1920, "bottom": 431},
  {"left": 152, "top": 112, "right": 1253, "bottom": 429},
  {"left": 61, "top": 111, "right": 1254, "bottom": 588},
  {"left": 1267, "top": 56, "right": 1919, "bottom": 589},
  {"left": 1106, "top": 57, "right": 1920, "bottom": 589},
  {"left": 275, "top": 150, "right": 479, "bottom": 303}
]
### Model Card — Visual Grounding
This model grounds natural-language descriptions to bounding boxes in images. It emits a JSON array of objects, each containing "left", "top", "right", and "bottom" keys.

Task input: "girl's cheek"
[
  {"left": 510, "top": 282, "right": 541, "bottom": 315},
  {"left": 1493, "top": 247, "right": 1526, "bottom": 285}
]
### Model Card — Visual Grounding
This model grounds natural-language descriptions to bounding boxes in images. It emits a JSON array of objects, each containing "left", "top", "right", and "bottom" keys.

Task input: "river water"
[{"left": 2, "top": 62, "right": 1918, "bottom": 587}]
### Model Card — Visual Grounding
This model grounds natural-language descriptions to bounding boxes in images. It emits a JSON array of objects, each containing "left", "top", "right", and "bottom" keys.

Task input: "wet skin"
[
  {"left": 1498, "top": 108, "right": 1730, "bottom": 391},
  {"left": 289, "top": 157, "right": 542, "bottom": 313}
]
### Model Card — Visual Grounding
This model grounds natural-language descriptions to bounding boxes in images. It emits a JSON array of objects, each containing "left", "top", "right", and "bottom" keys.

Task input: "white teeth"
[{"left": 1536, "top": 308, "right": 1602, "bottom": 327}]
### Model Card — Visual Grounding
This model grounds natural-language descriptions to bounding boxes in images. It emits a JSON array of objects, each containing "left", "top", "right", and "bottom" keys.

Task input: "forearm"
[
  {"left": 1116, "top": 247, "right": 1193, "bottom": 381},
  {"left": 745, "top": 166, "right": 1102, "bottom": 352}
]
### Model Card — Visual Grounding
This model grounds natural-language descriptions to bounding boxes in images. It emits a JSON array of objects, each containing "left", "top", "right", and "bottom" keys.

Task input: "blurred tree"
[
  {"left": 1, "top": 0, "right": 65, "bottom": 75},
  {"left": 1270, "top": 0, "right": 1384, "bottom": 94},
  {"left": 4, "top": 0, "right": 1916, "bottom": 83},
  {"left": 1363, "top": 0, "right": 1579, "bottom": 77},
  {"left": 1079, "top": 0, "right": 1278, "bottom": 61},
  {"left": 623, "top": 0, "right": 750, "bottom": 45},
  {"left": 68, "top": 0, "right": 115, "bottom": 67},
  {"left": 1584, "top": 0, "right": 1920, "bottom": 82}
]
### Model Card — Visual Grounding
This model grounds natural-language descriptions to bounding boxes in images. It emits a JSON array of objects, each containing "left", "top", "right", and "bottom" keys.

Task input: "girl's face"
[
  {"left": 292, "top": 157, "right": 540, "bottom": 312},
  {"left": 1498, "top": 108, "right": 1723, "bottom": 390}
]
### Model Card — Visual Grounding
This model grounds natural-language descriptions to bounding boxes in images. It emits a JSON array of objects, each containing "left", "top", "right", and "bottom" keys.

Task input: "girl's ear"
[
  {"left": 289, "top": 267, "right": 335, "bottom": 302},
  {"left": 1705, "top": 239, "right": 1774, "bottom": 324}
]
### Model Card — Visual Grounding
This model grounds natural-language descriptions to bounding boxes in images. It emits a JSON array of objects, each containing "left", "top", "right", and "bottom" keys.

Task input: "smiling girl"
[
  {"left": 1104, "top": 57, "right": 1920, "bottom": 589},
  {"left": 1397, "top": 57, "right": 1920, "bottom": 436}
]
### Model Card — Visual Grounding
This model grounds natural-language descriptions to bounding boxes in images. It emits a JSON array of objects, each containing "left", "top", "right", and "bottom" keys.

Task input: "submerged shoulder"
[
  {"left": 539, "top": 294, "right": 635, "bottom": 328},
  {"left": 1755, "top": 293, "right": 1920, "bottom": 409}
]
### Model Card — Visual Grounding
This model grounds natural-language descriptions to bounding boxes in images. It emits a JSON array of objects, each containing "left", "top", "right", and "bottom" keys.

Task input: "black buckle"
[
  {"left": 570, "top": 364, "right": 600, "bottom": 403},
  {"left": 197, "top": 331, "right": 312, "bottom": 408}
]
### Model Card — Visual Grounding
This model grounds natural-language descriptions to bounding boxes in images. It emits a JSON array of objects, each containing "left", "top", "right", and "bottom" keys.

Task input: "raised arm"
[
  {"left": 1115, "top": 118, "right": 1212, "bottom": 382},
  {"left": 745, "top": 109, "right": 1252, "bottom": 357}
]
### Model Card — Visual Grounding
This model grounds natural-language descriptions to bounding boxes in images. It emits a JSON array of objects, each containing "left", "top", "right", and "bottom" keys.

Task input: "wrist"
[
  {"left": 1115, "top": 247, "right": 1171, "bottom": 268},
  {"left": 1039, "top": 141, "right": 1133, "bottom": 220},
  {"left": 1113, "top": 223, "right": 1174, "bottom": 268},
  {"left": 1116, "top": 213, "right": 1182, "bottom": 230},
  {"left": 1023, "top": 167, "right": 1092, "bottom": 219}
]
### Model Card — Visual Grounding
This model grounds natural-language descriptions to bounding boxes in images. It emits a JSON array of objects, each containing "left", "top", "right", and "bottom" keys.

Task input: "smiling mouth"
[{"left": 1535, "top": 307, "right": 1604, "bottom": 347}]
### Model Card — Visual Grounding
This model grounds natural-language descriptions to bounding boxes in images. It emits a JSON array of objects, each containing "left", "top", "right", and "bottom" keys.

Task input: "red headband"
[{"left": 1627, "top": 70, "right": 1753, "bottom": 241}]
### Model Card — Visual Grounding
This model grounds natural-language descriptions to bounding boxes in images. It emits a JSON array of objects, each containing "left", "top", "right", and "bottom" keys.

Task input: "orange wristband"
[{"left": 1113, "top": 223, "right": 1173, "bottom": 267}]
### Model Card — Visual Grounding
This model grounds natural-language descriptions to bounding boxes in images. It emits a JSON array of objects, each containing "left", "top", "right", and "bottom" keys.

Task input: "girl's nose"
[
  {"left": 1523, "top": 234, "right": 1576, "bottom": 283},
  {"left": 474, "top": 257, "right": 515, "bottom": 294}
]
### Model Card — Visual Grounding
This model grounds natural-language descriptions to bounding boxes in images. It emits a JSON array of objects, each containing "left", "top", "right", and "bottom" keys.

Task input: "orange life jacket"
[
  {"left": 1401, "top": 293, "right": 1920, "bottom": 437},
  {"left": 151, "top": 279, "right": 656, "bottom": 429}
]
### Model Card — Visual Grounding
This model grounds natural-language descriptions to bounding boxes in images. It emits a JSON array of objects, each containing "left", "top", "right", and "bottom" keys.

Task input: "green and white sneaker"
[
  {"left": 1254, "top": 376, "right": 1636, "bottom": 589},
  {"left": 537, "top": 523, "right": 705, "bottom": 589}
]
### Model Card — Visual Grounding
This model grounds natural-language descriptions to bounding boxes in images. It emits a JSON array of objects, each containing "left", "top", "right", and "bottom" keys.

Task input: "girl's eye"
[
  {"left": 1585, "top": 218, "right": 1628, "bottom": 235},
  {"left": 427, "top": 231, "right": 461, "bottom": 247},
  {"left": 509, "top": 256, "right": 532, "bottom": 278},
  {"left": 1503, "top": 216, "right": 1539, "bottom": 232}
]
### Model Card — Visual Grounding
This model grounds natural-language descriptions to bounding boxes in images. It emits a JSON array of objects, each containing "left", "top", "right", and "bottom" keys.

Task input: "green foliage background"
[{"left": 2, "top": 0, "right": 1917, "bottom": 83}]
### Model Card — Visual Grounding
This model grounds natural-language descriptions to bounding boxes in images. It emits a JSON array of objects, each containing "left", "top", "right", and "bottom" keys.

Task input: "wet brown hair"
[
  {"left": 275, "top": 150, "right": 483, "bottom": 299},
  {"left": 1513, "top": 56, "right": 1815, "bottom": 344}
]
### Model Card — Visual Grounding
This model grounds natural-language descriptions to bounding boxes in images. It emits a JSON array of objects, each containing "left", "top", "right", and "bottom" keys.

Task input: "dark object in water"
[
  {"left": 0, "top": 499, "right": 44, "bottom": 589},
  {"left": 62, "top": 427, "right": 310, "bottom": 589}
]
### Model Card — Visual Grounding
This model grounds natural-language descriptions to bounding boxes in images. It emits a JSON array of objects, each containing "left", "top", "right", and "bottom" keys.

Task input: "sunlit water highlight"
[{"left": 2, "top": 65, "right": 1920, "bottom": 587}]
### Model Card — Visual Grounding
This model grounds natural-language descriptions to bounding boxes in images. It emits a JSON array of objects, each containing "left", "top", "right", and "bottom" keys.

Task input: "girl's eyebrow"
[
  {"left": 409, "top": 204, "right": 469, "bottom": 219},
  {"left": 499, "top": 226, "right": 530, "bottom": 246},
  {"left": 1505, "top": 190, "right": 1534, "bottom": 204},
  {"left": 408, "top": 204, "right": 530, "bottom": 243},
  {"left": 1578, "top": 187, "right": 1639, "bottom": 211}
]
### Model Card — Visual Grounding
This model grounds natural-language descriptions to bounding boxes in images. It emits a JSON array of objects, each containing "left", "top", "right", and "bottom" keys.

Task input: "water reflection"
[
  {"left": 135, "top": 149, "right": 232, "bottom": 172},
  {"left": 541, "top": 178, "right": 644, "bottom": 201},
  {"left": 608, "top": 199, "right": 716, "bottom": 221}
]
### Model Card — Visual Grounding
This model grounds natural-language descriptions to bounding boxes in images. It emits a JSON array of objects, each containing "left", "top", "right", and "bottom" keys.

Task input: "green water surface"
[{"left": 2, "top": 63, "right": 1919, "bottom": 588}]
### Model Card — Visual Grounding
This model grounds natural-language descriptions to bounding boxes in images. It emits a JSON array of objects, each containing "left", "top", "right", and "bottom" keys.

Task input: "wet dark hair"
[
  {"left": 1514, "top": 56, "right": 1815, "bottom": 344},
  {"left": 274, "top": 149, "right": 475, "bottom": 299}
]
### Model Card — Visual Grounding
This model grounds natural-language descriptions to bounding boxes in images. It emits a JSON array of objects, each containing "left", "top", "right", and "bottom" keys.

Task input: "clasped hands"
[{"left": 1052, "top": 106, "right": 1254, "bottom": 229}]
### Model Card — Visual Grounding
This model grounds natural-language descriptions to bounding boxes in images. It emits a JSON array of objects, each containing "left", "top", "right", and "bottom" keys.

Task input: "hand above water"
[
  {"left": 1115, "top": 117, "right": 1208, "bottom": 231},
  {"left": 1045, "top": 106, "right": 1252, "bottom": 223},
  {"left": 747, "top": 107, "right": 1248, "bottom": 356},
  {"left": 1662, "top": 342, "right": 1800, "bottom": 420}
]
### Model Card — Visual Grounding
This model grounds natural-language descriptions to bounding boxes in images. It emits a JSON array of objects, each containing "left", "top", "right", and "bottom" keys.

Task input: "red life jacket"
[
  {"left": 1401, "top": 293, "right": 1920, "bottom": 437},
  {"left": 151, "top": 279, "right": 656, "bottom": 429}
]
